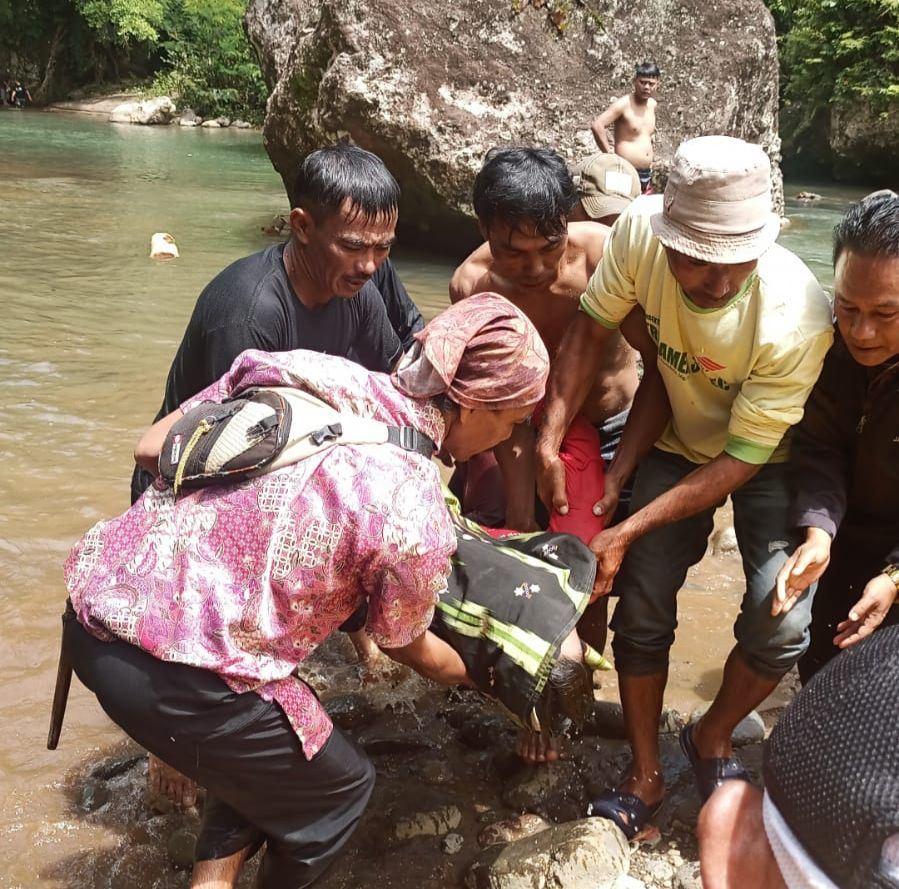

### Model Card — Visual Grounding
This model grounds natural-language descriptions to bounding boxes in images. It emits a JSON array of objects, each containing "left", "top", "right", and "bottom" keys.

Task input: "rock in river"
[
  {"left": 246, "top": 0, "right": 783, "bottom": 250},
  {"left": 109, "top": 96, "right": 176, "bottom": 125},
  {"left": 466, "top": 817, "right": 629, "bottom": 889}
]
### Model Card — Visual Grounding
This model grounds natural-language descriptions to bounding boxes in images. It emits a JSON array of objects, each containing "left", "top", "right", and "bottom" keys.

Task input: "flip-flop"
[
  {"left": 588, "top": 788, "right": 662, "bottom": 840},
  {"left": 679, "top": 722, "right": 749, "bottom": 802}
]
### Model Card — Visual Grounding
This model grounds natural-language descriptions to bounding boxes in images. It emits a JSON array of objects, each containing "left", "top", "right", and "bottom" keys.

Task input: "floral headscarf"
[{"left": 393, "top": 292, "right": 550, "bottom": 410}]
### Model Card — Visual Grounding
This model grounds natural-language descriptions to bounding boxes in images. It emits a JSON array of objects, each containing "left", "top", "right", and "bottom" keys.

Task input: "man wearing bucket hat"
[
  {"left": 569, "top": 153, "right": 642, "bottom": 226},
  {"left": 536, "top": 136, "right": 834, "bottom": 837}
]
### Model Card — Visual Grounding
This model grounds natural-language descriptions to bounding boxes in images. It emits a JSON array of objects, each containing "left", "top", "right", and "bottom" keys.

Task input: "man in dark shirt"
[{"left": 132, "top": 144, "right": 422, "bottom": 501}]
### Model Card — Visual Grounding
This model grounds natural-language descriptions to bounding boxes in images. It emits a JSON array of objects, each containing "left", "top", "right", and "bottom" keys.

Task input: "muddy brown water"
[{"left": 0, "top": 110, "right": 866, "bottom": 885}]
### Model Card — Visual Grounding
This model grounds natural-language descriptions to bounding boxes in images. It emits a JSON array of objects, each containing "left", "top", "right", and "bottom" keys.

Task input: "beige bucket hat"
[
  {"left": 573, "top": 153, "right": 641, "bottom": 220},
  {"left": 650, "top": 136, "right": 781, "bottom": 264}
]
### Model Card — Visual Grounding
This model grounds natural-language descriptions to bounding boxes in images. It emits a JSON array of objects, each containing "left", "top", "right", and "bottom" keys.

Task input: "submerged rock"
[
  {"left": 246, "top": 0, "right": 783, "bottom": 250},
  {"left": 78, "top": 779, "right": 110, "bottom": 812},
  {"left": 501, "top": 760, "right": 584, "bottom": 815},
  {"left": 167, "top": 827, "right": 198, "bottom": 869},
  {"left": 325, "top": 693, "right": 378, "bottom": 730},
  {"left": 466, "top": 817, "right": 629, "bottom": 889}
]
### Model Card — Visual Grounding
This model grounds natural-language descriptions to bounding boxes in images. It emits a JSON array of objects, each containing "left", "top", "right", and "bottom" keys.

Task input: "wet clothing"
[
  {"left": 789, "top": 335, "right": 899, "bottom": 679},
  {"left": 610, "top": 448, "right": 810, "bottom": 678},
  {"left": 131, "top": 251, "right": 414, "bottom": 503},
  {"left": 432, "top": 508, "right": 595, "bottom": 729},
  {"left": 68, "top": 349, "right": 454, "bottom": 760},
  {"left": 66, "top": 618, "right": 373, "bottom": 889},
  {"left": 581, "top": 196, "right": 833, "bottom": 465}
]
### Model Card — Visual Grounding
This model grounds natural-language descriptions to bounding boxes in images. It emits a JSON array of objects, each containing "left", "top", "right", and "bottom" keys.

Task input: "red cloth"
[
  {"left": 455, "top": 413, "right": 605, "bottom": 546},
  {"left": 547, "top": 414, "right": 606, "bottom": 544}
]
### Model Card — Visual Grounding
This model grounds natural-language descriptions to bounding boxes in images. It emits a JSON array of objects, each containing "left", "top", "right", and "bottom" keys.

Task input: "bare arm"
[
  {"left": 494, "top": 421, "right": 538, "bottom": 531},
  {"left": 536, "top": 311, "right": 615, "bottom": 512},
  {"left": 134, "top": 409, "right": 182, "bottom": 475},
  {"left": 590, "top": 454, "right": 762, "bottom": 595},
  {"left": 590, "top": 99, "right": 624, "bottom": 152},
  {"left": 594, "top": 309, "right": 671, "bottom": 517},
  {"left": 385, "top": 629, "right": 474, "bottom": 687}
]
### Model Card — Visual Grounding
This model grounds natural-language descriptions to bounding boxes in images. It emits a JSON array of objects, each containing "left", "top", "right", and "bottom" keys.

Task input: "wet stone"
[
  {"left": 583, "top": 701, "right": 628, "bottom": 738},
  {"left": 167, "top": 827, "right": 198, "bottom": 869},
  {"left": 393, "top": 805, "right": 462, "bottom": 841},
  {"left": 416, "top": 758, "right": 454, "bottom": 786},
  {"left": 78, "top": 779, "right": 110, "bottom": 812},
  {"left": 675, "top": 860, "right": 703, "bottom": 889},
  {"left": 501, "top": 760, "right": 584, "bottom": 814},
  {"left": 688, "top": 706, "right": 765, "bottom": 746},
  {"left": 458, "top": 713, "right": 513, "bottom": 750},
  {"left": 360, "top": 730, "right": 438, "bottom": 755},
  {"left": 491, "top": 748, "right": 527, "bottom": 780},
  {"left": 711, "top": 525, "right": 739, "bottom": 555},
  {"left": 478, "top": 814, "right": 552, "bottom": 848},
  {"left": 466, "top": 817, "right": 630, "bottom": 889},
  {"left": 90, "top": 753, "right": 145, "bottom": 781},
  {"left": 441, "top": 832, "right": 465, "bottom": 855},
  {"left": 325, "top": 693, "right": 378, "bottom": 731}
]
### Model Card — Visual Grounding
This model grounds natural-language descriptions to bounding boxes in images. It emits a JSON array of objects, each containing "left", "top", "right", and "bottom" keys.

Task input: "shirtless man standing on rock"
[
  {"left": 451, "top": 147, "right": 656, "bottom": 651},
  {"left": 591, "top": 62, "right": 660, "bottom": 193}
]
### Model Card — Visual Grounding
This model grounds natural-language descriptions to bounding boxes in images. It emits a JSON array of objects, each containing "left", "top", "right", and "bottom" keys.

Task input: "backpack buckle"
[{"left": 310, "top": 423, "right": 343, "bottom": 446}]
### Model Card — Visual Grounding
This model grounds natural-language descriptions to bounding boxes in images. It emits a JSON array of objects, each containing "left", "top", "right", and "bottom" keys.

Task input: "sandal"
[
  {"left": 589, "top": 788, "right": 662, "bottom": 840},
  {"left": 679, "top": 722, "right": 749, "bottom": 802}
]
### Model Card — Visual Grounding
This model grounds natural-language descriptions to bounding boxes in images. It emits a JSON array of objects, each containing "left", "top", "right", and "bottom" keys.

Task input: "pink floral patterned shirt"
[{"left": 65, "top": 350, "right": 455, "bottom": 759}]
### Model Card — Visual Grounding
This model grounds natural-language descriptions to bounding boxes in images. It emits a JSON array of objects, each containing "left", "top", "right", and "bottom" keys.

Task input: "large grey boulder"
[
  {"left": 465, "top": 817, "right": 630, "bottom": 889},
  {"left": 830, "top": 101, "right": 898, "bottom": 184},
  {"left": 246, "top": 0, "right": 783, "bottom": 250},
  {"left": 109, "top": 96, "right": 176, "bottom": 125}
]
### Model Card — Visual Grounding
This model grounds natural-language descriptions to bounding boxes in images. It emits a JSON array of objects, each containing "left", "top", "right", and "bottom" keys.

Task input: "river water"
[{"left": 0, "top": 109, "right": 869, "bottom": 886}]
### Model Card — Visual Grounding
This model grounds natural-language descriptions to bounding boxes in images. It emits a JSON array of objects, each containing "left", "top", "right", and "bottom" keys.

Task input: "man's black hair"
[
  {"left": 473, "top": 147, "right": 578, "bottom": 240},
  {"left": 291, "top": 143, "right": 400, "bottom": 222},
  {"left": 635, "top": 62, "right": 661, "bottom": 79},
  {"left": 833, "top": 190, "right": 899, "bottom": 264}
]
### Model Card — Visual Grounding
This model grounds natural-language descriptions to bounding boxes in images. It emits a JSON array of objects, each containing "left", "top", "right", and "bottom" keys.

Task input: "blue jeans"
[{"left": 610, "top": 448, "right": 813, "bottom": 679}]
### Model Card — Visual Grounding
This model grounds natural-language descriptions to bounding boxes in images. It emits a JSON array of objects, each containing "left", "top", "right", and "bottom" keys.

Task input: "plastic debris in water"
[{"left": 150, "top": 232, "right": 179, "bottom": 259}]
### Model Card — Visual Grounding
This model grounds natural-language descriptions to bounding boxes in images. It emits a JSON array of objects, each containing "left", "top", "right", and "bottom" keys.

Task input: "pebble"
[
  {"left": 442, "top": 832, "right": 465, "bottom": 854},
  {"left": 167, "top": 827, "right": 197, "bottom": 869},
  {"left": 711, "top": 525, "right": 739, "bottom": 555},
  {"left": 674, "top": 861, "right": 703, "bottom": 889},
  {"left": 78, "top": 779, "right": 110, "bottom": 812}
]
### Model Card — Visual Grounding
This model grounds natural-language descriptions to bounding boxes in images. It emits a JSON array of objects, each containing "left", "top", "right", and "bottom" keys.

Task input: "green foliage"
[
  {"left": 150, "top": 0, "right": 267, "bottom": 121},
  {"left": 0, "top": 0, "right": 267, "bottom": 119},
  {"left": 76, "top": 0, "right": 167, "bottom": 45}
]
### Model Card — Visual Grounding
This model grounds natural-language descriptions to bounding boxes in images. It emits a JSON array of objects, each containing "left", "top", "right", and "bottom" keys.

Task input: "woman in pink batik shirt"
[{"left": 61, "top": 293, "right": 549, "bottom": 889}]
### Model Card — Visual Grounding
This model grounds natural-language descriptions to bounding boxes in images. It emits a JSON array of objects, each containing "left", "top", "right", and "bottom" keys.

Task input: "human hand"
[
  {"left": 536, "top": 449, "right": 569, "bottom": 516},
  {"left": 588, "top": 525, "right": 631, "bottom": 599},
  {"left": 833, "top": 573, "right": 898, "bottom": 649},
  {"left": 771, "top": 529, "right": 832, "bottom": 616},
  {"left": 592, "top": 473, "right": 622, "bottom": 524}
]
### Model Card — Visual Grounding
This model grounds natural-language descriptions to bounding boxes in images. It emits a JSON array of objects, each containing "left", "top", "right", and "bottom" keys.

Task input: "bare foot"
[
  {"left": 347, "top": 629, "right": 382, "bottom": 664},
  {"left": 617, "top": 767, "right": 666, "bottom": 810},
  {"left": 517, "top": 730, "right": 561, "bottom": 764},
  {"left": 148, "top": 753, "right": 199, "bottom": 809}
]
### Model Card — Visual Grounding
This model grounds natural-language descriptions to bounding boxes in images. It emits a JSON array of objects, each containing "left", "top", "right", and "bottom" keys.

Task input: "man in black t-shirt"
[{"left": 132, "top": 144, "right": 423, "bottom": 502}]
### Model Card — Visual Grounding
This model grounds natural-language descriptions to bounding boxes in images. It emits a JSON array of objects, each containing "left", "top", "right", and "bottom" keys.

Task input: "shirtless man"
[
  {"left": 591, "top": 62, "right": 660, "bottom": 193},
  {"left": 451, "top": 147, "right": 654, "bottom": 650}
]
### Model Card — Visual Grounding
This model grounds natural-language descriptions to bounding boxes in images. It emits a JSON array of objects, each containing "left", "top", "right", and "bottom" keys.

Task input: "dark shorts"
[{"left": 67, "top": 619, "right": 374, "bottom": 889}]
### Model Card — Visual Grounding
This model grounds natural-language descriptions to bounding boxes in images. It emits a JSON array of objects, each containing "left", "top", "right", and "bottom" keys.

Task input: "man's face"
[
  {"left": 484, "top": 220, "right": 567, "bottom": 290},
  {"left": 634, "top": 77, "right": 659, "bottom": 101},
  {"left": 664, "top": 248, "right": 758, "bottom": 310},
  {"left": 291, "top": 198, "right": 397, "bottom": 298},
  {"left": 834, "top": 250, "right": 899, "bottom": 366}
]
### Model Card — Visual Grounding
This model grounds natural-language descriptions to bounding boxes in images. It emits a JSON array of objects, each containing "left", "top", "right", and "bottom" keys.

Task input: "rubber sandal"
[
  {"left": 588, "top": 788, "right": 663, "bottom": 840},
  {"left": 679, "top": 722, "right": 749, "bottom": 802}
]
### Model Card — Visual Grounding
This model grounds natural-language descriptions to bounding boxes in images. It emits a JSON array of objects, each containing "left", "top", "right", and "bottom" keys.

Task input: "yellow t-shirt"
[{"left": 580, "top": 195, "right": 834, "bottom": 465}]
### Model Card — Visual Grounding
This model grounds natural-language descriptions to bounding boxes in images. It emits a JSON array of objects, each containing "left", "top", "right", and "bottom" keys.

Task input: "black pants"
[
  {"left": 67, "top": 619, "right": 374, "bottom": 888},
  {"left": 798, "top": 526, "right": 899, "bottom": 684}
]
